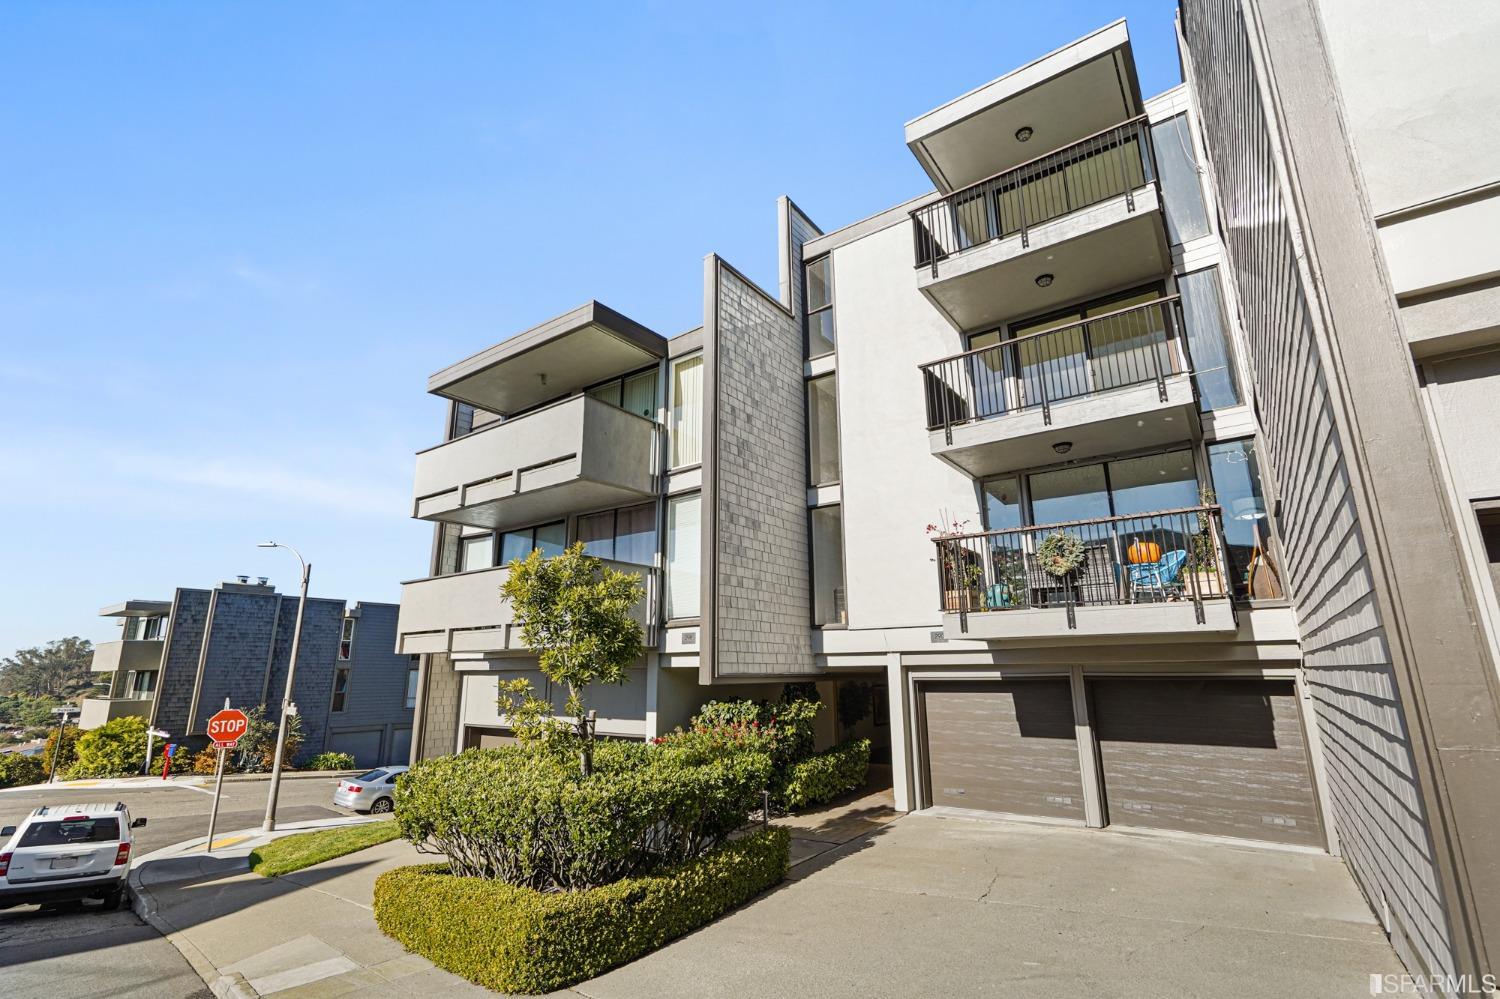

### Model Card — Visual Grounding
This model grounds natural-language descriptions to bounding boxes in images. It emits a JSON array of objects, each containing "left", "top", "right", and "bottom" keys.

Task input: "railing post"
[{"left": 1153, "top": 307, "right": 1169, "bottom": 404}]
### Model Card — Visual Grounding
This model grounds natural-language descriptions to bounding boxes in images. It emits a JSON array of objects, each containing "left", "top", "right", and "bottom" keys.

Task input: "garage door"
[
  {"left": 921, "top": 680, "right": 1084, "bottom": 820},
  {"left": 327, "top": 729, "right": 383, "bottom": 769},
  {"left": 389, "top": 727, "right": 412, "bottom": 766},
  {"left": 1091, "top": 678, "right": 1322, "bottom": 847}
]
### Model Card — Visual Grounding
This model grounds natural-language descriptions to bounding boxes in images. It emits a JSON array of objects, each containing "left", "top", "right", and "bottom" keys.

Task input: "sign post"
[{"left": 204, "top": 703, "right": 250, "bottom": 853}]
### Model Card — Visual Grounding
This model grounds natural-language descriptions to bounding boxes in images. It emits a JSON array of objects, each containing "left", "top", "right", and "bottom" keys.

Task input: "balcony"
[
  {"left": 90, "top": 639, "right": 165, "bottom": 675},
  {"left": 79, "top": 697, "right": 155, "bottom": 730},
  {"left": 412, "top": 395, "right": 659, "bottom": 531},
  {"left": 920, "top": 296, "right": 1196, "bottom": 476},
  {"left": 395, "top": 561, "right": 660, "bottom": 657},
  {"left": 932, "top": 507, "right": 1237, "bottom": 640},
  {"left": 910, "top": 118, "right": 1168, "bottom": 331}
]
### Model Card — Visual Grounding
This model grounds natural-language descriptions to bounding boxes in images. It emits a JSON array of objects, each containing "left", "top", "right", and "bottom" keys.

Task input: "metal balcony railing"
[
  {"left": 920, "top": 296, "right": 1189, "bottom": 440},
  {"left": 911, "top": 116, "right": 1157, "bottom": 275},
  {"left": 932, "top": 506, "right": 1231, "bottom": 629}
]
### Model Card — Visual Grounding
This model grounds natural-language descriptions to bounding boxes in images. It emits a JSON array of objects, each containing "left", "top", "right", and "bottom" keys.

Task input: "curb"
[
  {"left": 130, "top": 860, "right": 263, "bottom": 999},
  {"left": 128, "top": 816, "right": 386, "bottom": 999}
]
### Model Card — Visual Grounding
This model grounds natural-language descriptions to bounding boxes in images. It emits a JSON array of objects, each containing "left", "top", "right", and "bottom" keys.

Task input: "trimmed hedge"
[
  {"left": 780, "top": 738, "right": 871, "bottom": 811},
  {"left": 395, "top": 741, "right": 771, "bottom": 890},
  {"left": 374, "top": 826, "right": 789, "bottom": 994}
]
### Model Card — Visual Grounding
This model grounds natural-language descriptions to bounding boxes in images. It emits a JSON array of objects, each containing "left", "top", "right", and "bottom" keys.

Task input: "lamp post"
[
  {"left": 257, "top": 541, "right": 310, "bottom": 832},
  {"left": 47, "top": 706, "right": 80, "bottom": 783}
]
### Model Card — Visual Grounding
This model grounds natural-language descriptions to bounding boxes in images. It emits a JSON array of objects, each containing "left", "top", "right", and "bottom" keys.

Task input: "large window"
[
  {"left": 1150, "top": 114, "right": 1211, "bottom": 244},
  {"left": 810, "top": 505, "right": 846, "bottom": 626},
  {"left": 587, "top": 368, "right": 658, "bottom": 421},
  {"left": 806, "top": 375, "right": 841, "bottom": 486},
  {"left": 999, "top": 448, "right": 1202, "bottom": 527},
  {"left": 1207, "top": 439, "right": 1283, "bottom": 599},
  {"left": 666, "top": 493, "right": 701, "bottom": 619},
  {"left": 126, "top": 670, "right": 156, "bottom": 699},
  {"left": 500, "top": 521, "right": 565, "bottom": 565},
  {"left": 459, "top": 533, "right": 494, "bottom": 572},
  {"left": 1178, "top": 268, "right": 1241, "bottom": 411},
  {"left": 339, "top": 616, "right": 356, "bottom": 660},
  {"left": 577, "top": 503, "right": 657, "bottom": 566},
  {"left": 670, "top": 355, "right": 704, "bottom": 468},
  {"left": 804, "top": 256, "right": 835, "bottom": 358}
]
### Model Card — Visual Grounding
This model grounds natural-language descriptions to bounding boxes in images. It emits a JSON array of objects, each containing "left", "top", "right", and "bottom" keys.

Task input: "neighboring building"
[
  {"left": 84, "top": 579, "right": 416, "bottom": 768},
  {"left": 399, "top": 14, "right": 1500, "bottom": 984},
  {"left": 1178, "top": 0, "right": 1500, "bottom": 985}
]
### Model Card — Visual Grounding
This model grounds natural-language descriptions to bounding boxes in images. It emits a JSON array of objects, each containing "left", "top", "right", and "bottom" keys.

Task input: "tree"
[
  {"left": 500, "top": 542, "right": 645, "bottom": 776},
  {"left": 0, "top": 638, "right": 97, "bottom": 700},
  {"left": 233, "top": 705, "right": 303, "bottom": 772}
]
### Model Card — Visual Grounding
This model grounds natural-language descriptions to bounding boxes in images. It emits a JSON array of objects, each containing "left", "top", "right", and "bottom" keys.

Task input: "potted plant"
[{"left": 927, "top": 515, "right": 983, "bottom": 612}]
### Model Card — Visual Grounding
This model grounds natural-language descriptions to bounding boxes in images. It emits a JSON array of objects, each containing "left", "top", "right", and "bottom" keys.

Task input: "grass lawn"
[{"left": 249, "top": 820, "right": 402, "bottom": 877}]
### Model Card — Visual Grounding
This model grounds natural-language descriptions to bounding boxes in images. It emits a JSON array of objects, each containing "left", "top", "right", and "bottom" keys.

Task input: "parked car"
[
  {"left": 0, "top": 802, "right": 146, "bottom": 911},
  {"left": 332, "top": 766, "right": 408, "bottom": 814}
]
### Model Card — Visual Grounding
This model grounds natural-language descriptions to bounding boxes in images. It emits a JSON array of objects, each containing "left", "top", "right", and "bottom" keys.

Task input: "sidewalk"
[{"left": 130, "top": 783, "right": 899, "bottom": 998}]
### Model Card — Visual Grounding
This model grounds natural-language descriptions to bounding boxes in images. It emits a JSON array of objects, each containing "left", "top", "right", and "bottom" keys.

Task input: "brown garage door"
[
  {"left": 1091, "top": 678, "right": 1323, "bottom": 847},
  {"left": 921, "top": 680, "right": 1084, "bottom": 820}
]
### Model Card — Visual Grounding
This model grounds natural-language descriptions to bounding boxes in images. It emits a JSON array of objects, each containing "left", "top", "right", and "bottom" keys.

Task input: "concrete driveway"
[{"left": 577, "top": 811, "right": 1404, "bottom": 999}]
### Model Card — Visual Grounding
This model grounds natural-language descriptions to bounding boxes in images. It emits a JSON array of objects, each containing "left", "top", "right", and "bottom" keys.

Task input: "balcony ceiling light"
[
  {"left": 1015, "top": 126, "right": 1034, "bottom": 142},
  {"left": 1035, "top": 273, "right": 1054, "bottom": 288},
  {"left": 1052, "top": 441, "right": 1073, "bottom": 455}
]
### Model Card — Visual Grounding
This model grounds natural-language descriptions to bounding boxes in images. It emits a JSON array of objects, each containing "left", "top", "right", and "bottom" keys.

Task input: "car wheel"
[
  {"left": 101, "top": 888, "right": 124, "bottom": 912},
  {"left": 370, "top": 797, "right": 394, "bottom": 814}
]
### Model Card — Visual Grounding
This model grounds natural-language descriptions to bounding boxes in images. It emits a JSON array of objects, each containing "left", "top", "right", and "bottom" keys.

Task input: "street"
[{"left": 0, "top": 775, "right": 352, "bottom": 998}]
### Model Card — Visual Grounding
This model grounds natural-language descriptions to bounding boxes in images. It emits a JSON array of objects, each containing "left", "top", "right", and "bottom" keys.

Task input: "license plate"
[{"left": 50, "top": 856, "right": 79, "bottom": 870}]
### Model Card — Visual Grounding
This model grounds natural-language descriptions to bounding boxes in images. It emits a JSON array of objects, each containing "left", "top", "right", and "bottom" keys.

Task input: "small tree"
[{"left": 501, "top": 542, "right": 645, "bottom": 776}]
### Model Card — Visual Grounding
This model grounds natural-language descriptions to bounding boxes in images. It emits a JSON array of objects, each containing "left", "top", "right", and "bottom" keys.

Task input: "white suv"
[{"left": 0, "top": 802, "right": 147, "bottom": 911}]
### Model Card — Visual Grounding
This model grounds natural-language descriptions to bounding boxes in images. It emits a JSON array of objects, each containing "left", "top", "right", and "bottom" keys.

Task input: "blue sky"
[{"left": 0, "top": 2, "right": 1184, "bottom": 655}]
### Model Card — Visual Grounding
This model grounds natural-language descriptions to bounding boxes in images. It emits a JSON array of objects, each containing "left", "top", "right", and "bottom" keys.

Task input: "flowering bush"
[{"left": 655, "top": 695, "right": 830, "bottom": 810}]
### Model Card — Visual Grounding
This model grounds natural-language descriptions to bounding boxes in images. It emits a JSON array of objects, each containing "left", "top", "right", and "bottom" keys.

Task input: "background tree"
[
  {"left": 0, "top": 637, "right": 97, "bottom": 700},
  {"left": 501, "top": 542, "right": 645, "bottom": 776}
]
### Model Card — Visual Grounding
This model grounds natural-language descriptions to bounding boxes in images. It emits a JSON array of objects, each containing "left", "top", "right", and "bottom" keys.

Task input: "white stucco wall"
[
  {"left": 1425, "top": 350, "right": 1500, "bottom": 501},
  {"left": 1314, "top": 0, "right": 1500, "bottom": 216},
  {"left": 830, "top": 219, "right": 984, "bottom": 630}
]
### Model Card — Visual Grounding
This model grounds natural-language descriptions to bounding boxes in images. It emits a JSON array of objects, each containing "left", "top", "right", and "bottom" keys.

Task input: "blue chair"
[{"left": 1126, "top": 549, "right": 1188, "bottom": 600}]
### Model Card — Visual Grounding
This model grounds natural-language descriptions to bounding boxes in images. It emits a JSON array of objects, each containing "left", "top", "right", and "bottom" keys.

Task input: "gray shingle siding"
[
  {"left": 707, "top": 258, "right": 816, "bottom": 678},
  {"left": 327, "top": 602, "right": 414, "bottom": 765},
  {"left": 153, "top": 588, "right": 210, "bottom": 737},
  {"left": 1181, "top": 0, "right": 1454, "bottom": 977}
]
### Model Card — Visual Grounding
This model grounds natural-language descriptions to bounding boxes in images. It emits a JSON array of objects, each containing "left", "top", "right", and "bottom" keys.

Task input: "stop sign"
[{"left": 206, "top": 708, "right": 250, "bottom": 748}]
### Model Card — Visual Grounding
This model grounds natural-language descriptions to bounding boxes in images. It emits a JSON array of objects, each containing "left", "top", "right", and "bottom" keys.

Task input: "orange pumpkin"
[{"left": 1126, "top": 539, "right": 1162, "bottom": 565}]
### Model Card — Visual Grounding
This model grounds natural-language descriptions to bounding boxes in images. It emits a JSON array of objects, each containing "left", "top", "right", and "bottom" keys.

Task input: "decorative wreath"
[{"left": 1036, "top": 531, "right": 1086, "bottom": 578}]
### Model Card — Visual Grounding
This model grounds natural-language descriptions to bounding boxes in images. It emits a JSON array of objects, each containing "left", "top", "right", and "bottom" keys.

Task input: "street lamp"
[
  {"left": 47, "top": 706, "right": 80, "bottom": 783},
  {"left": 257, "top": 541, "right": 311, "bottom": 832}
]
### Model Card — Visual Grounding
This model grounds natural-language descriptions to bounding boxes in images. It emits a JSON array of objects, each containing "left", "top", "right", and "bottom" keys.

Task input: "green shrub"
[
  {"left": 232, "top": 705, "right": 302, "bottom": 773},
  {"left": 306, "top": 751, "right": 356, "bottom": 771},
  {"left": 374, "top": 827, "right": 789, "bottom": 994},
  {"left": 659, "top": 695, "right": 833, "bottom": 809},
  {"left": 0, "top": 752, "right": 45, "bottom": 789},
  {"left": 395, "top": 741, "right": 770, "bottom": 890},
  {"left": 780, "top": 738, "right": 871, "bottom": 810},
  {"left": 67, "top": 716, "right": 149, "bottom": 778},
  {"left": 42, "top": 725, "right": 79, "bottom": 778}
]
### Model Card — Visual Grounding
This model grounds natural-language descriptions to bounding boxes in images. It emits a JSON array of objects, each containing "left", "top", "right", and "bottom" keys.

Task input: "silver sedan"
[{"left": 331, "top": 766, "right": 408, "bottom": 814}]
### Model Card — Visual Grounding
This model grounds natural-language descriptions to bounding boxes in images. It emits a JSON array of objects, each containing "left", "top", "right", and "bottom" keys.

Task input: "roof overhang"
[
  {"left": 98, "top": 599, "right": 172, "bottom": 618},
  {"left": 905, "top": 20, "right": 1143, "bottom": 193},
  {"left": 428, "top": 301, "right": 666, "bottom": 416}
]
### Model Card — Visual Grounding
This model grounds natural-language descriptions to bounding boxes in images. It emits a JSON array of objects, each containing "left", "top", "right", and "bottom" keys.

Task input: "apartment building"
[
  {"left": 400, "top": 11, "right": 1500, "bottom": 983},
  {"left": 84, "top": 579, "right": 417, "bottom": 768},
  {"left": 1177, "top": 0, "right": 1500, "bottom": 984}
]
